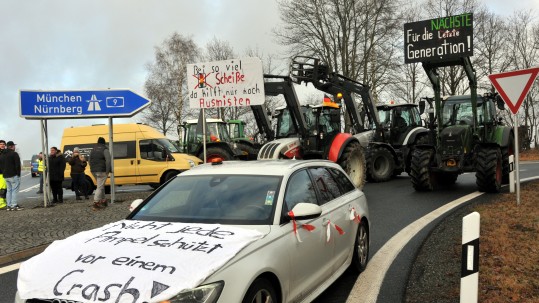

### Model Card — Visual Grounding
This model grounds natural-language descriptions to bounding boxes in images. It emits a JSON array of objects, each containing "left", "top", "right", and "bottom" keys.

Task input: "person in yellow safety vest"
[
  {"left": 36, "top": 152, "right": 44, "bottom": 194},
  {"left": 0, "top": 140, "right": 7, "bottom": 209}
]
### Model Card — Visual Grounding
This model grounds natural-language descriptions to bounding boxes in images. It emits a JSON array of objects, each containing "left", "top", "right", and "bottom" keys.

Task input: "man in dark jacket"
[
  {"left": 1, "top": 141, "right": 22, "bottom": 210},
  {"left": 89, "top": 137, "right": 111, "bottom": 209},
  {"left": 49, "top": 146, "right": 66, "bottom": 203}
]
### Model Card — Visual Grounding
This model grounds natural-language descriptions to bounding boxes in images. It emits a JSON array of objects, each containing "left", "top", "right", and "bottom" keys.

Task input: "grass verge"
[{"left": 475, "top": 148, "right": 539, "bottom": 302}]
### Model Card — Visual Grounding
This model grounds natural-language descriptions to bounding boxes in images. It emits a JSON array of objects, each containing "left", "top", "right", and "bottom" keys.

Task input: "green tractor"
[
  {"left": 181, "top": 118, "right": 249, "bottom": 162},
  {"left": 410, "top": 57, "right": 514, "bottom": 192}
]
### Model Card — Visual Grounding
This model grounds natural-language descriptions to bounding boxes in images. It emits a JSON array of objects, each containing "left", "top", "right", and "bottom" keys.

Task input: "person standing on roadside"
[
  {"left": 48, "top": 146, "right": 66, "bottom": 204},
  {"left": 68, "top": 147, "right": 88, "bottom": 200},
  {"left": 89, "top": 137, "right": 111, "bottom": 209},
  {"left": 36, "top": 152, "right": 45, "bottom": 194},
  {"left": 1, "top": 141, "right": 22, "bottom": 210},
  {"left": 0, "top": 140, "right": 9, "bottom": 209}
]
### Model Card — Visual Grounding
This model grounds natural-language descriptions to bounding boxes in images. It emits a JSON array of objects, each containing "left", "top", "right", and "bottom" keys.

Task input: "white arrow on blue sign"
[{"left": 19, "top": 89, "right": 151, "bottom": 119}]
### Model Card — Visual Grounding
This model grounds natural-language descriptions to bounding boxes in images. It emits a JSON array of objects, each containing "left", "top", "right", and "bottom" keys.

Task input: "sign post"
[
  {"left": 488, "top": 67, "right": 539, "bottom": 205},
  {"left": 20, "top": 89, "right": 151, "bottom": 207}
]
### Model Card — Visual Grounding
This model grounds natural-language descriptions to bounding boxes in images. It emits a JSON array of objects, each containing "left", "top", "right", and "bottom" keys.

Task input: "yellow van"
[{"left": 60, "top": 123, "right": 202, "bottom": 194}]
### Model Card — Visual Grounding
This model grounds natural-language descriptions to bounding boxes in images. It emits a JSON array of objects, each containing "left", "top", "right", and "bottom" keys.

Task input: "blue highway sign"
[{"left": 19, "top": 89, "right": 151, "bottom": 119}]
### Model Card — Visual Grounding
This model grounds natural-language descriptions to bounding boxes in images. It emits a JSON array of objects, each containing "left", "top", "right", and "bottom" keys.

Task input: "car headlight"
[
  {"left": 163, "top": 281, "right": 224, "bottom": 303},
  {"left": 188, "top": 159, "right": 196, "bottom": 168}
]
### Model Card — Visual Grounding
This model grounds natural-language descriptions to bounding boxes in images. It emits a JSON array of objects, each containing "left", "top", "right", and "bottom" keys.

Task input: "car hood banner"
[{"left": 18, "top": 220, "right": 264, "bottom": 303}]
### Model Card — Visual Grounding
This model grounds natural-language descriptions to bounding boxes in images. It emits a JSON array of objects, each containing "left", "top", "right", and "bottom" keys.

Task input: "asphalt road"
[{"left": 2, "top": 162, "right": 539, "bottom": 303}]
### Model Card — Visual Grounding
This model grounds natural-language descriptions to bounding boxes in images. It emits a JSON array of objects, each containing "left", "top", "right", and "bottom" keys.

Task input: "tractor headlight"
[{"left": 162, "top": 281, "right": 224, "bottom": 303}]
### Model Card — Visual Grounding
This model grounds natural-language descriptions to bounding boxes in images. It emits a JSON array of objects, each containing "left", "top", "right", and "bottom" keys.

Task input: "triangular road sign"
[{"left": 488, "top": 67, "right": 539, "bottom": 115}]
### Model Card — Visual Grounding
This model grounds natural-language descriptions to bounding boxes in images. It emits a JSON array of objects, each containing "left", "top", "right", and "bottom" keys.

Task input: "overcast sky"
[{"left": 1, "top": 0, "right": 537, "bottom": 161}]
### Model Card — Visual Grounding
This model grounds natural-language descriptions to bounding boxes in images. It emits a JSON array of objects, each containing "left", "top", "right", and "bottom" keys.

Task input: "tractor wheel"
[
  {"left": 338, "top": 142, "right": 366, "bottom": 189},
  {"left": 199, "top": 147, "right": 233, "bottom": 163},
  {"left": 502, "top": 135, "right": 514, "bottom": 184},
  {"left": 366, "top": 147, "right": 395, "bottom": 182},
  {"left": 406, "top": 135, "right": 430, "bottom": 175},
  {"left": 410, "top": 149, "right": 435, "bottom": 191},
  {"left": 235, "top": 142, "right": 257, "bottom": 160},
  {"left": 476, "top": 147, "right": 502, "bottom": 193}
]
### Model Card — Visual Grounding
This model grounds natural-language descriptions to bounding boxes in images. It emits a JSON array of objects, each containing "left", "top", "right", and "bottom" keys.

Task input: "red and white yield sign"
[{"left": 488, "top": 67, "right": 539, "bottom": 115}]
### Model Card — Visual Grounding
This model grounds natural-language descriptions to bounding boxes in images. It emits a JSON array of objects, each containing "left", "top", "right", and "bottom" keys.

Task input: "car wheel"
[
  {"left": 351, "top": 220, "right": 369, "bottom": 273},
  {"left": 242, "top": 277, "right": 278, "bottom": 303}
]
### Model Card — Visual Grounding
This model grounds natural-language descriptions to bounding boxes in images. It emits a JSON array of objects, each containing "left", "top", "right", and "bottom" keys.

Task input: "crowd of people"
[{"left": 0, "top": 137, "right": 111, "bottom": 211}]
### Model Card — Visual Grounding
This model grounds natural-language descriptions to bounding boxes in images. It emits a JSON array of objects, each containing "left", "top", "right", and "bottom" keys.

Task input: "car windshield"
[{"left": 130, "top": 174, "right": 282, "bottom": 225}]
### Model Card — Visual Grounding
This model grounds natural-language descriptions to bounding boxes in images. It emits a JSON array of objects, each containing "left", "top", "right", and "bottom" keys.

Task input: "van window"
[
  {"left": 140, "top": 140, "right": 167, "bottom": 161},
  {"left": 112, "top": 142, "right": 137, "bottom": 159},
  {"left": 64, "top": 142, "right": 135, "bottom": 160}
]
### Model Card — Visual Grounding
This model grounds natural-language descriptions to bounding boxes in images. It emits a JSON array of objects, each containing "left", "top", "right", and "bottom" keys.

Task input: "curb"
[{"left": 0, "top": 244, "right": 50, "bottom": 267}]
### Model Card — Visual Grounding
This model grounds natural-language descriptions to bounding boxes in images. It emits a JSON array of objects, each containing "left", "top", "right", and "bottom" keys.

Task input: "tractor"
[
  {"left": 410, "top": 57, "right": 514, "bottom": 192},
  {"left": 288, "top": 56, "right": 428, "bottom": 182},
  {"left": 257, "top": 74, "right": 367, "bottom": 188},
  {"left": 181, "top": 118, "right": 249, "bottom": 162}
]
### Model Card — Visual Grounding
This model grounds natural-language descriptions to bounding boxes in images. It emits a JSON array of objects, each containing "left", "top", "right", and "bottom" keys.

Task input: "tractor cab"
[
  {"left": 304, "top": 99, "right": 342, "bottom": 157},
  {"left": 181, "top": 118, "right": 244, "bottom": 162},
  {"left": 377, "top": 103, "right": 423, "bottom": 146}
]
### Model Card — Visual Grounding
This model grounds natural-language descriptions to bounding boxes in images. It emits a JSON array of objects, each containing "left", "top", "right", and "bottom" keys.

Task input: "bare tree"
[
  {"left": 275, "top": 0, "right": 401, "bottom": 98},
  {"left": 141, "top": 32, "right": 199, "bottom": 136},
  {"left": 474, "top": 10, "right": 510, "bottom": 91},
  {"left": 505, "top": 11, "right": 539, "bottom": 147},
  {"left": 387, "top": 1, "right": 429, "bottom": 103}
]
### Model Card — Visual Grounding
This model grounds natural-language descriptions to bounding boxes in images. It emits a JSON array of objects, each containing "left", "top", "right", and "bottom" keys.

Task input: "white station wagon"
[{"left": 16, "top": 160, "right": 370, "bottom": 303}]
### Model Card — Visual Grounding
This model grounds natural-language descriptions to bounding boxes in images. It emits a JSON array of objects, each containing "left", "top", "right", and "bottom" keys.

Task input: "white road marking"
[
  {"left": 19, "top": 184, "right": 39, "bottom": 193},
  {"left": 347, "top": 176, "right": 539, "bottom": 303},
  {"left": 0, "top": 263, "right": 20, "bottom": 275}
]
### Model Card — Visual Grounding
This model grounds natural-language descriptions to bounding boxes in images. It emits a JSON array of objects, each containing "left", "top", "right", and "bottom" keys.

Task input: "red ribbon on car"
[
  {"left": 288, "top": 211, "right": 315, "bottom": 242},
  {"left": 350, "top": 207, "right": 362, "bottom": 223},
  {"left": 326, "top": 220, "right": 345, "bottom": 242}
]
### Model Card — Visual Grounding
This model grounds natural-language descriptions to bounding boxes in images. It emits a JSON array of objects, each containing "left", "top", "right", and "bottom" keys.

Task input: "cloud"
[{"left": 0, "top": 0, "right": 282, "bottom": 161}]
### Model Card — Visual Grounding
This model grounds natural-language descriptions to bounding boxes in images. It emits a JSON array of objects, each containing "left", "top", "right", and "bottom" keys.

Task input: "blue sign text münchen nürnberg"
[{"left": 20, "top": 89, "right": 151, "bottom": 119}]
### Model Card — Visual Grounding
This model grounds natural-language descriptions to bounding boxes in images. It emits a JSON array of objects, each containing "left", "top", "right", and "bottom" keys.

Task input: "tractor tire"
[
  {"left": 235, "top": 142, "right": 257, "bottom": 160},
  {"left": 406, "top": 134, "right": 430, "bottom": 175},
  {"left": 366, "top": 146, "right": 395, "bottom": 183},
  {"left": 338, "top": 142, "right": 366, "bottom": 189},
  {"left": 199, "top": 147, "right": 233, "bottom": 163},
  {"left": 502, "top": 135, "right": 514, "bottom": 184},
  {"left": 410, "top": 149, "right": 435, "bottom": 191},
  {"left": 476, "top": 147, "right": 502, "bottom": 193}
]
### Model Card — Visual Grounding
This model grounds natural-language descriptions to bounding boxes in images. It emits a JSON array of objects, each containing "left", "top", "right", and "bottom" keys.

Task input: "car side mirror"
[
  {"left": 287, "top": 203, "right": 322, "bottom": 220},
  {"left": 129, "top": 199, "right": 144, "bottom": 212}
]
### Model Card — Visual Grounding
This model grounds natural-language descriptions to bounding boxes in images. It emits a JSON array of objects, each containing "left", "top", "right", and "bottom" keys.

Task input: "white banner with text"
[
  {"left": 18, "top": 220, "right": 264, "bottom": 303},
  {"left": 187, "top": 57, "right": 265, "bottom": 108}
]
